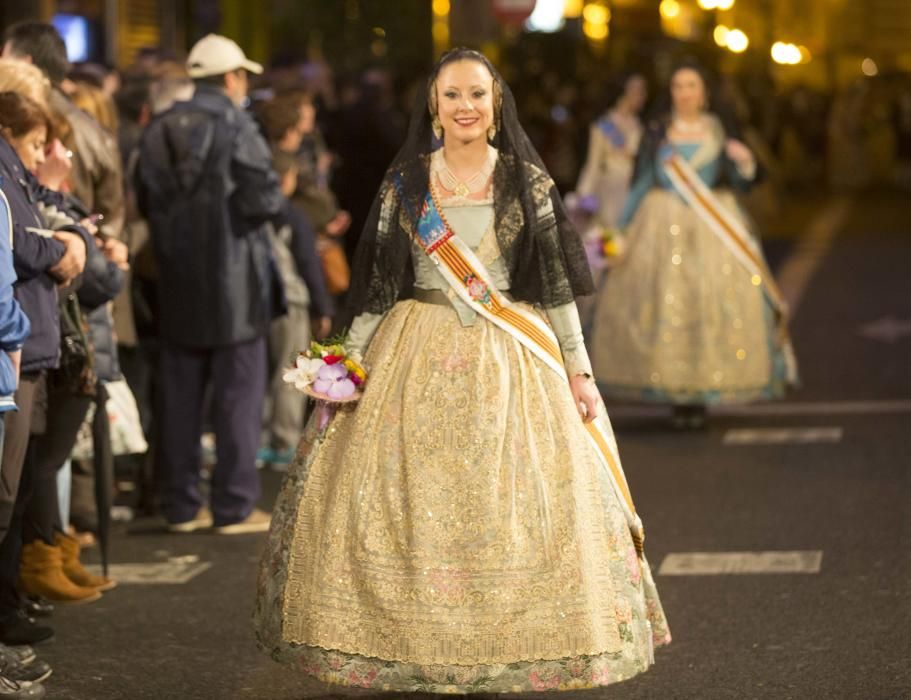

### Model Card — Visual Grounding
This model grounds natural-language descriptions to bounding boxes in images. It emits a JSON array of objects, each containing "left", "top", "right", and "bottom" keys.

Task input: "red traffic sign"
[{"left": 491, "top": 0, "right": 537, "bottom": 26}]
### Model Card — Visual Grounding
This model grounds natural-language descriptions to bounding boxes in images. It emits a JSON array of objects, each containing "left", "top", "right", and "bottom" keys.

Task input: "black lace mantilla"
[{"left": 343, "top": 49, "right": 594, "bottom": 326}]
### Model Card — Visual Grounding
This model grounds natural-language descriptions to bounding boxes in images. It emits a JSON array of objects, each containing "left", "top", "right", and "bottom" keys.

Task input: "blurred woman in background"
[
  {"left": 576, "top": 72, "right": 648, "bottom": 232},
  {"left": 591, "top": 61, "right": 797, "bottom": 428}
]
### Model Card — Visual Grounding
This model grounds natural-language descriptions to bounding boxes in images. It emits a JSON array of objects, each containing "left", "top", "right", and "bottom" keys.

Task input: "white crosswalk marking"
[
  {"left": 722, "top": 427, "right": 843, "bottom": 445},
  {"left": 605, "top": 399, "right": 911, "bottom": 418},
  {"left": 659, "top": 551, "right": 823, "bottom": 576},
  {"left": 87, "top": 561, "right": 212, "bottom": 584},
  {"left": 857, "top": 316, "right": 911, "bottom": 343}
]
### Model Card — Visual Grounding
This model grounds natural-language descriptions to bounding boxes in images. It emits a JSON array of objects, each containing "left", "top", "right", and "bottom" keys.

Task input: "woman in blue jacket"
[{"left": 0, "top": 189, "right": 30, "bottom": 421}]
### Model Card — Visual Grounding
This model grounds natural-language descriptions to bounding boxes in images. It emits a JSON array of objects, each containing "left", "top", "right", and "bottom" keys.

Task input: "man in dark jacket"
[{"left": 136, "top": 34, "right": 284, "bottom": 534}]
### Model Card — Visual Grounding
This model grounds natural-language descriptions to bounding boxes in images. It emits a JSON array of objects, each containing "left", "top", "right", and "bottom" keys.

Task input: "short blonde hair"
[
  {"left": 0, "top": 59, "right": 51, "bottom": 108},
  {"left": 70, "top": 81, "right": 118, "bottom": 133}
]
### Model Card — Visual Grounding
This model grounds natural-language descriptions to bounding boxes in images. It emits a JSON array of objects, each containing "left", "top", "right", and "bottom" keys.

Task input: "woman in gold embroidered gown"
[
  {"left": 591, "top": 62, "right": 797, "bottom": 429},
  {"left": 254, "top": 49, "right": 670, "bottom": 694}
]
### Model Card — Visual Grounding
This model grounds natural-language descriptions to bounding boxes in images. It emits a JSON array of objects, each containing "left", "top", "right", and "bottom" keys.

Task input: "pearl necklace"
[
  {"left": 432, "top": 146, "right": 497, "bottom": 198},
  {"left": 671, "top": 115, "right": 705, "bottom": 134}
]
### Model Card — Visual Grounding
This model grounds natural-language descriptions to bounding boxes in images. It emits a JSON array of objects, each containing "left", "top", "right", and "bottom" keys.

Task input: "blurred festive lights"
[
  {"left": 582, "top": 1, "right": 610, "bottom": 42},
  {"left": 725, "top": 28, "right": 748, "bottom": 53},
  {"left": 583, "top": 21, "right": 609, "bottom": 39},
  {"left": 563, "top": 0, "right": 584, "bottom": 18},
  {"left": 713, "top": 24, "right": 729, "bottom": 47},
  {"left": 527, "top": 0, "right": 567, "bottom": 32},
  {"left": 698, "top": 0, "right": 735, "bottom": 8},
  {"left": 583, "top": 2, "right": 610, "bottom": 25},
  {"left": 771, "top": 41, "right": 811, "bottom": 65},
  {"left": 861, "top": 58, "right": 878, "bottom": 76},
  {"left": 432, "top": 0, "right": 450, "bottom": 56},
  {"left": 659, "top": 0, "right": 681, "bottom": 19}
]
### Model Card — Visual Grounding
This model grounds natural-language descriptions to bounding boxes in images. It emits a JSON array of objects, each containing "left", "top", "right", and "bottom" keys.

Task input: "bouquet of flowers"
[
  {"left": 599, "top": 226, "right": 624, "bottom": 261},
  {"left": 283, "top": 336, "right": 367, "bottom": 403},
  {"left": 565, "top": 192, "right": 624, "bottom": 271}
]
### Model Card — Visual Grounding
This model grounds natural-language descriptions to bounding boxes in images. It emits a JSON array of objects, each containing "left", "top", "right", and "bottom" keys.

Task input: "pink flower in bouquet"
[{"left": 312, "top": 362, "right": 357, "bottom": 400}]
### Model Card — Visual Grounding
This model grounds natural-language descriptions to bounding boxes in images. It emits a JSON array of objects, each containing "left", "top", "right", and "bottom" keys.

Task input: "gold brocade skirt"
[
  {"left": 591, "top": 188, "right": 794, "bottom": 404},
  {"left": 255, "top": 300, "right": 670, "bottom": 694}
]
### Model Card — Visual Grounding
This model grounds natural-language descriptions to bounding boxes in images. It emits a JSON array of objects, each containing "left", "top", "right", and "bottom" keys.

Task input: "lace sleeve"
[
  {"left": 344, "top": 311, "right": 386, "bottom": 367},
  {"left": 545, "top": 301, "right": 593, "bottom": 378},
  {"left": 344, "top": 179, "right": 415, "bottom": 325}
]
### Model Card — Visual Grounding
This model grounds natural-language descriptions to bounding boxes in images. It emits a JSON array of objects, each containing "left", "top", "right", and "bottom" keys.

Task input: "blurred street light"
[
  {"left": 432, "top": 0, "right": 450, "bottom": 56},
  {"left": 527, "top": 0, "right": 567, "bottom": 32},
  {"left": 583, "top": 20, "right": 609, "bottom": 40},
  {"left": 725, "top": 28, "right": 749, "bottom": 53},
  {"left": 861, "top": 57, "right": 878, "bottom": 76},
  {"left": 659, "top": 0, "right": 681, "bottom": 19},
  {"left": 583, "top": 2, "right": 610, "bottom": 24},
  {"left": 771, "top": 41, "right": 810, "bottom": 65},
  {"left": 564, "top": 0, "right": 584, "bottom": 18},
  {"left": 698, "top": 0, "right": 735, "bottom": 9},
  {"left": 713, "top": 24, "right": 730, "bottom": 47},
  {"left": 582, "top": 1, "right": 610, "bottom": 43}
]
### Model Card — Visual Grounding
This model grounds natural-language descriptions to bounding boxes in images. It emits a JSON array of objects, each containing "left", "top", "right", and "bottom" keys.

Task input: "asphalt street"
[{"left": 38, "top": 189, "right": 911, "bottom": 700}]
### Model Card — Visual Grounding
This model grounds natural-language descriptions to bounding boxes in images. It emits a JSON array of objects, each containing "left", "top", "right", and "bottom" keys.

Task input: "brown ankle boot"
[
  {"left": 19, "top": 541, "right": 102, "bottom": 604},
  {"left": 55, "top": 532, "right": 117, "bottom": 592}
]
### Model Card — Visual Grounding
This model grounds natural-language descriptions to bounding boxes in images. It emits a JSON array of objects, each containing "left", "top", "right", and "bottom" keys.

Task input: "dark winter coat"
[
  {"left": 0, "top": 137, "right": 91, "bottom": 373},
  {"left": 0, "top": 189, "right": 31, "bottom": 409},
  {"left": 78, "top": 242, "right": 124, "bottom": 383},
  {"left": 136, "top": 85, "right": 285, "bottom": 348}
]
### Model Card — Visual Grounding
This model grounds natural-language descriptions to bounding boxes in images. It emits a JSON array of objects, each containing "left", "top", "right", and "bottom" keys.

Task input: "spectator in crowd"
[
  {"left": 261, "top": 90, "right": 352, "bottom": 299},
  {"left": 0, "top": 189, "right": 29, "bottom": 425},
  {"left": 330, "top": 67, "right": 404, "bottom": 261},
  {"left": 136, "top": 34, "right": 284, "bottom": 534},
  {"left": 260, "top": 146, "right": 334, "bottom": 467},
  {"left": 4, "top": 85, "right": 127, "bottom": 606},
  {"left": 146, "top": 60, "right": 194, "bottom": 115},
  {"left": 0, "top": 85, "right": 90, "bottom": 697},
  {"left": 0, "top": 121, "right": 47, "bottom": 700},
  {"left": 112, "top": 75, "right": 158, "bottom": 514},
  {"left": 3, "top": 22, "right": 125, "bottom": 242}
]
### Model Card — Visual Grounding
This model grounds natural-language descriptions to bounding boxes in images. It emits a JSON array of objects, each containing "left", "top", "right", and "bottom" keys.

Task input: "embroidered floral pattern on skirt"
[{"left": 254, "top": 300, "right": 670, "bottom": 694}]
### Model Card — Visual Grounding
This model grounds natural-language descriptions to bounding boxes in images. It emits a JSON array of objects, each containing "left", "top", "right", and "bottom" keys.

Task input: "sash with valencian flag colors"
[
  {"left": 396, "top": 175, "right": 647, "bottom": 558},
  {"left": 662, "top": 152, "right": 797, "bottom": 381}
]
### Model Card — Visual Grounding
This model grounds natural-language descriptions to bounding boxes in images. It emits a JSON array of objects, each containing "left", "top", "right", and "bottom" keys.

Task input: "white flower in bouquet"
[{"left": 283, "top": 355, "right": 326, "bottom": 391}]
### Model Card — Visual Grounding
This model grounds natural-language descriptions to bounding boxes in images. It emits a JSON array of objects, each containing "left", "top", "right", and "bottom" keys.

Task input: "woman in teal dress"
[{"left": 591, "top": 62, "right": 797, "bottom": 428}]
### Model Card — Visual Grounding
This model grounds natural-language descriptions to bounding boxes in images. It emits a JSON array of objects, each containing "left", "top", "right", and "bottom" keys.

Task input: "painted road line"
[
  {"left": 858, "top": 316, "right": 911, "bottom": 343},
  {"left": 718, "top": 400, "right": 911, "bottom": 416},
  {"left": 605, "top": 399, "right": 911, "bottom": 419},
  {"left": 775, "top": 197, "right": 851, "bottom": 316},
  {"left": 659, "top": 551, "right": 823, "bottom": 576},
  {"left": 723, "top": 427, "right": 843, "bottom": 445},
  {"left": 87, "top": 560, "right": 212, "bottom": 584}
]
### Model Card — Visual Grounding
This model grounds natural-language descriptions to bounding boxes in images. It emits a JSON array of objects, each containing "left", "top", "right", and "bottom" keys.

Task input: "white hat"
[{"left": 186, "top": 34, "right": 263, "bottom": 78}]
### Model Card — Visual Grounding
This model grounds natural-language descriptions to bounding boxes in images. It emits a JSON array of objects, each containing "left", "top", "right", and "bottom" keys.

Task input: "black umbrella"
[{"left": 90, "top": 383, "right": 113, "bottom": 577}]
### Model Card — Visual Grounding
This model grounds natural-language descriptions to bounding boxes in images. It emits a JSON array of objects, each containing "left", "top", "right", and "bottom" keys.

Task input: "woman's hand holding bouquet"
[{"left": 283, "top": 336, "right": 367, "bottom": 403}]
